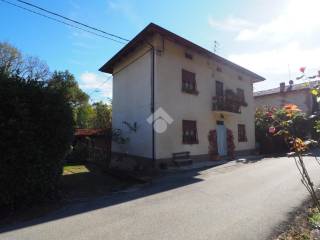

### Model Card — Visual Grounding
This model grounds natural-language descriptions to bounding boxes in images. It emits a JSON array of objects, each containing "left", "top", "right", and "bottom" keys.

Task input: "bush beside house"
[{"left": 0, "top": 72, "right": 74, "bottom": 208}]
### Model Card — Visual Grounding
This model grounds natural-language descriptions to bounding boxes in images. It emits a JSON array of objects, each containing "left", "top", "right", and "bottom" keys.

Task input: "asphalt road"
[{"left": 1, "top": 155, "right": 320, "bottom": 240}]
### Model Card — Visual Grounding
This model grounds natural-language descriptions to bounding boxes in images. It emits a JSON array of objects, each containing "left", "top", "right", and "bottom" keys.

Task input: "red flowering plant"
[
  {"left": 264, "top": 103, "right": 320, "bottom": 211},
  {"left": 208, "top": 130, "right": 218, "bottom": 158},
  {"left": 257, "top": 68, "right": 320, "bottom": 210},
  {"left": 255, "top": 106, "right": 296, "bottom": 152},
  {"left": 226, "top": 129, "right": 235, "bottom": 159}
]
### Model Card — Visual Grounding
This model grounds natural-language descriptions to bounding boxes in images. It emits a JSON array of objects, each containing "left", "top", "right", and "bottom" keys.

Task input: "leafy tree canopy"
[
  {"left": 74, "top": 101, "right": 112, "bottom": 129},
  {"left": 0, "top": 41, "right": 50, "bottom": 81},
  {"left": 92, "top": 101, "right": 112, "bottom": 129},
  {"left": 48, "top": 70, "right": 89, "bottom": 107}
]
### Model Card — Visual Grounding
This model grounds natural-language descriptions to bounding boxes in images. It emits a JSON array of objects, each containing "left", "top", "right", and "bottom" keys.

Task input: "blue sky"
[{"left": 1, "top": 0, "right": 319, "bottom": 102}]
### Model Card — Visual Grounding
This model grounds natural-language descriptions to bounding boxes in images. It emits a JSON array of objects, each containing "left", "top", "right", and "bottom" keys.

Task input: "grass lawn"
[
  {"left": 63, "top": 164, "right": 90, "bottom": 175},
  {"left": 60, "top": 162, "right": 133, "bottom": 201}
]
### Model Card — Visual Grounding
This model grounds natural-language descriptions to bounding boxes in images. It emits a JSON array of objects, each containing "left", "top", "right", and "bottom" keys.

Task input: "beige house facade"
[
  {"left": 254, "top": 81, "right": 319, "bottom": 114},
  {"left": 100, "top": 23, "right": 265, "bottom": 168}
]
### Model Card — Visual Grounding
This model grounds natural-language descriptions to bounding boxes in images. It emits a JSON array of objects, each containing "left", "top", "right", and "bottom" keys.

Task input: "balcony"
[{"left": 212, "top": 96, "right": 241, "bottom": 114}]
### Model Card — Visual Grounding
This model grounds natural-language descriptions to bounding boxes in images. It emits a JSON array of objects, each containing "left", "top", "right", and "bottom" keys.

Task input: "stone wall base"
[{"left": 111, "top": 149, "right": 256, "bottom": 171}]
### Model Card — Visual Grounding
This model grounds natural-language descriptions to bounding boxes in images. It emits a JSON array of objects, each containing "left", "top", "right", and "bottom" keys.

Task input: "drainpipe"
[{"left": 146, "top": 40, "right": 156, "bottom": 169}]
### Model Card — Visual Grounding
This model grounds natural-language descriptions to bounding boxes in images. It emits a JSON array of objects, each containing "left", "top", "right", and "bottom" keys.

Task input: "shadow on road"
[
  {"left": 0, "top": 165, "right": 207, "bottom": 234},
  {"left": 235, "top": 154, "right": 285, "bottom": 164}
]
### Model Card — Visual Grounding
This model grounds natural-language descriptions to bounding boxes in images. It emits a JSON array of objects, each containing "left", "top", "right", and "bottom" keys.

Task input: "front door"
[{"left": 216, "top": 121, "right": 227, "bottom": 156}]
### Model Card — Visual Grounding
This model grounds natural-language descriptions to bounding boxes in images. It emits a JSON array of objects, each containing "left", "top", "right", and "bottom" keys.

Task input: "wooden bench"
[{"left": 172, "top": 151, "right": 193, "bottom": 166}]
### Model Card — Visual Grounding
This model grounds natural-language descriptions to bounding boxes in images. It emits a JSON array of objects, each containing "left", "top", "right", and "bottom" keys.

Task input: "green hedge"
[{"left": 0, "top": 72, "right": 74, "bottom": 208}]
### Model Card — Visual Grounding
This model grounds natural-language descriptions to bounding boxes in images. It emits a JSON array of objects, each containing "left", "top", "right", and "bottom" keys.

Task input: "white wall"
[
  {"left": 154, "top": 36, "right": 257, "bottom": 159},
  {"left": 112, "top": 45, "right": 153, "bottom": 158},
  {"left": 111, "top": 34, "right": 261, "bottom": 161}
]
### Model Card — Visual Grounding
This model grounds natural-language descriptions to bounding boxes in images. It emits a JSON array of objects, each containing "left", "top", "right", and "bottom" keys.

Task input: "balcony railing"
[{"left": 212, "top": 96, "right": 241, "bottom": 114}]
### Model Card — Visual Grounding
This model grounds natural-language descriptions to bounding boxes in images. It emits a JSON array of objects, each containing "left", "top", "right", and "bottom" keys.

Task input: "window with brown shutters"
[
  {"left": 238, "top": 124, "right": 247, "bottom": 142},
  {"left": 182, "top": 69, "right": 198, "bottom": 95},
  {"left": 216, "top": 81, "right": 224, "bottom": 96},
  {"left": 237, "top": 88, "right": 245, "bottom": 103},
  {"left": 183, "top": 120, "right": 198, "bottom": 144}
]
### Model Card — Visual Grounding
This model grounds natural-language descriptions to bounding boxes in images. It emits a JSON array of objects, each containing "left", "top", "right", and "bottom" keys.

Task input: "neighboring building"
[
  {"left": 254, "top": 81, "right": 320, "bottom": 114},
  {"left": 99, "top": 23, "right": 265, "bottom": 169}
]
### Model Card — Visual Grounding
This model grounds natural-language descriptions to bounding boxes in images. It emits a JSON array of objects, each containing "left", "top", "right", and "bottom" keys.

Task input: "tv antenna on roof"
[{"left": 214, "top": 40, "right": 220, "bottom": 54}]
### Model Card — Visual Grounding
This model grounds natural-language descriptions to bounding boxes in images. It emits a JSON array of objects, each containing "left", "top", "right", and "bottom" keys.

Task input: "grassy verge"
[{"left": 275, "top": 205, "right": 320, "bottom": 240}]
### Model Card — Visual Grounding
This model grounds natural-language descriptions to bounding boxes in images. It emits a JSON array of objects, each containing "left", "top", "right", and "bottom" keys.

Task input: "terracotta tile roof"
[
  {"left": 75, "top": 128, "right": 107, "bottom": 137},
  {"left": 254, "top": 80, "right": 320, "bottom": 97}
]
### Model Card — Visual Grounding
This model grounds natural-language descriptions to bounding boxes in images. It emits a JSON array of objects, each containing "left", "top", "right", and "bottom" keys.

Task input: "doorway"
[{"left": 216, "top": 121, "right": 227, "bottom": 156}]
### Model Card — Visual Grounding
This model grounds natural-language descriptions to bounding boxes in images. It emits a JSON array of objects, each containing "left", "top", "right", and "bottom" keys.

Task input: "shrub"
[
  {"left": 0, "top": 73, "right": 74, "bottom": 208},
  {"left": 255, "top": 106, "right": 309, "bottom": 154}
]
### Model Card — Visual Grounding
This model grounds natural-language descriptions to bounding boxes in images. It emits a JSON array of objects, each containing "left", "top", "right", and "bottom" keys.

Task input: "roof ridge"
[{"left": 99, "top": 23, "right": 265, "bottom": 82}]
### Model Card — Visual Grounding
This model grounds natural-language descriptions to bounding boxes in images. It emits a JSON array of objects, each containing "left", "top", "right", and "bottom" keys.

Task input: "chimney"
[{"left": 280, "top": 82, "right": 285, "bottom": 92}]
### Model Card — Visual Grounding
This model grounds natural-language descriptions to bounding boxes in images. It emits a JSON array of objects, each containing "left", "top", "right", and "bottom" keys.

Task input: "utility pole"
[{"left": 288, "top": 64, "right": 292, "bottom": 81}]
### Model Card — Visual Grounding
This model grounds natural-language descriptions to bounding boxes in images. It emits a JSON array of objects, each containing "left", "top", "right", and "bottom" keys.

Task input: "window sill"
[
  {"left": 183, "top": 141, "right": 199, "bottom": 145},
  {"left": 182, "top": 89, "right": 199, "bottom": 95}
]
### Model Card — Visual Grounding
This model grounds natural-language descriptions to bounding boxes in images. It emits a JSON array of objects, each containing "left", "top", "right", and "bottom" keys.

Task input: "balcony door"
[{"left": 216, "top": 121, "right": 227, "bottom": 156}]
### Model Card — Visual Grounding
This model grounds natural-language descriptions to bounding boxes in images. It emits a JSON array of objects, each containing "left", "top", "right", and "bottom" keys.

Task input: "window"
[
  {"left": 216, "top": 120, "right": 224, "bottom": 125},
  {"left": 182, "top": 69, "right": 198, "bottom": 94},
  {"left": 216, "top": 81, "right": 224, "bottom": 96},
  {"left": 238, "top": 124, "right": 247, "bottom": 142},
  {"left": 238, "top": 75, "right": 243, "bottom": 81},
  {"left": 183, "top": 120, "right": 198, "bottom": 144},
  {"left": 216, "top": 66, "right": 222, "bottom": 72},
  {"left": 185, "top": 52, "right": 193, "bottom": 60},
  {"left": 237, "top": 88, "right": 245, "bottom": 103}
]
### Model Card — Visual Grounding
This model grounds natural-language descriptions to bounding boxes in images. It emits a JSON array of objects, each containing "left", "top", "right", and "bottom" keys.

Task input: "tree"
[
  {"left": 48, "top": 70, "right": 89, "bottom": 107},
  {"left": 75, "top": 103, "right": 95, "bottom": 128},
  {"left": 0, "top": 42, "right": 50, "bottom": 81},
  {"left": 0, "top": 42, "right": 22, "bottom": 74},
  {"left": 92, "top": 101, "right": 112, "bottom": 129}
]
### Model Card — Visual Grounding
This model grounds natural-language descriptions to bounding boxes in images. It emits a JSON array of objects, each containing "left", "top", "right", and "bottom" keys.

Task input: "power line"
[
  {"left": 87, "top": 74, "right": 113, "bottom": 99},
  {"left": 0, "top": 0, "right": 127, "bottom": 44},
  {"left": 16, "top": 0, "right": 130, "bottom": 42}
]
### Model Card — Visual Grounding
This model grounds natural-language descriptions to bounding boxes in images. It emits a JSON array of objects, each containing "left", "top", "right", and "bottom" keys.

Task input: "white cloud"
[
  {"left": 236, "top": 0, "right": 320, "bottom": 42},
  {"left": 229, "top": 42, "right": 320, "bottom": 75},
  {"left": 207, "top": 0, "right": 320, "bottom": 92},
  {"left": 79, "top": 71, "right": 113, "bottom": 100},
  {"left": 208, "top": 16, "right": 255, "bottom": 32}
]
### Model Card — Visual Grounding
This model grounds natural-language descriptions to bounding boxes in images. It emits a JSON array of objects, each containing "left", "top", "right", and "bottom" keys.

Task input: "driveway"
[{"left": 1, "top": 155, "right": 320, "bottom": 240}]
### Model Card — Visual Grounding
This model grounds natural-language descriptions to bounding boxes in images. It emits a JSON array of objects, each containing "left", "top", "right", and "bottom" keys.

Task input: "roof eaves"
[{"left": 99, "top": 23, "right": 265, "bottom": 82}]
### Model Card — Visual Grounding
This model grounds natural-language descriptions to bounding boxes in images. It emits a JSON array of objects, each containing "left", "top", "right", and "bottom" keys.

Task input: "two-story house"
[{"left": 99, "top": 23, "right": 265, "bottom": 169}]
